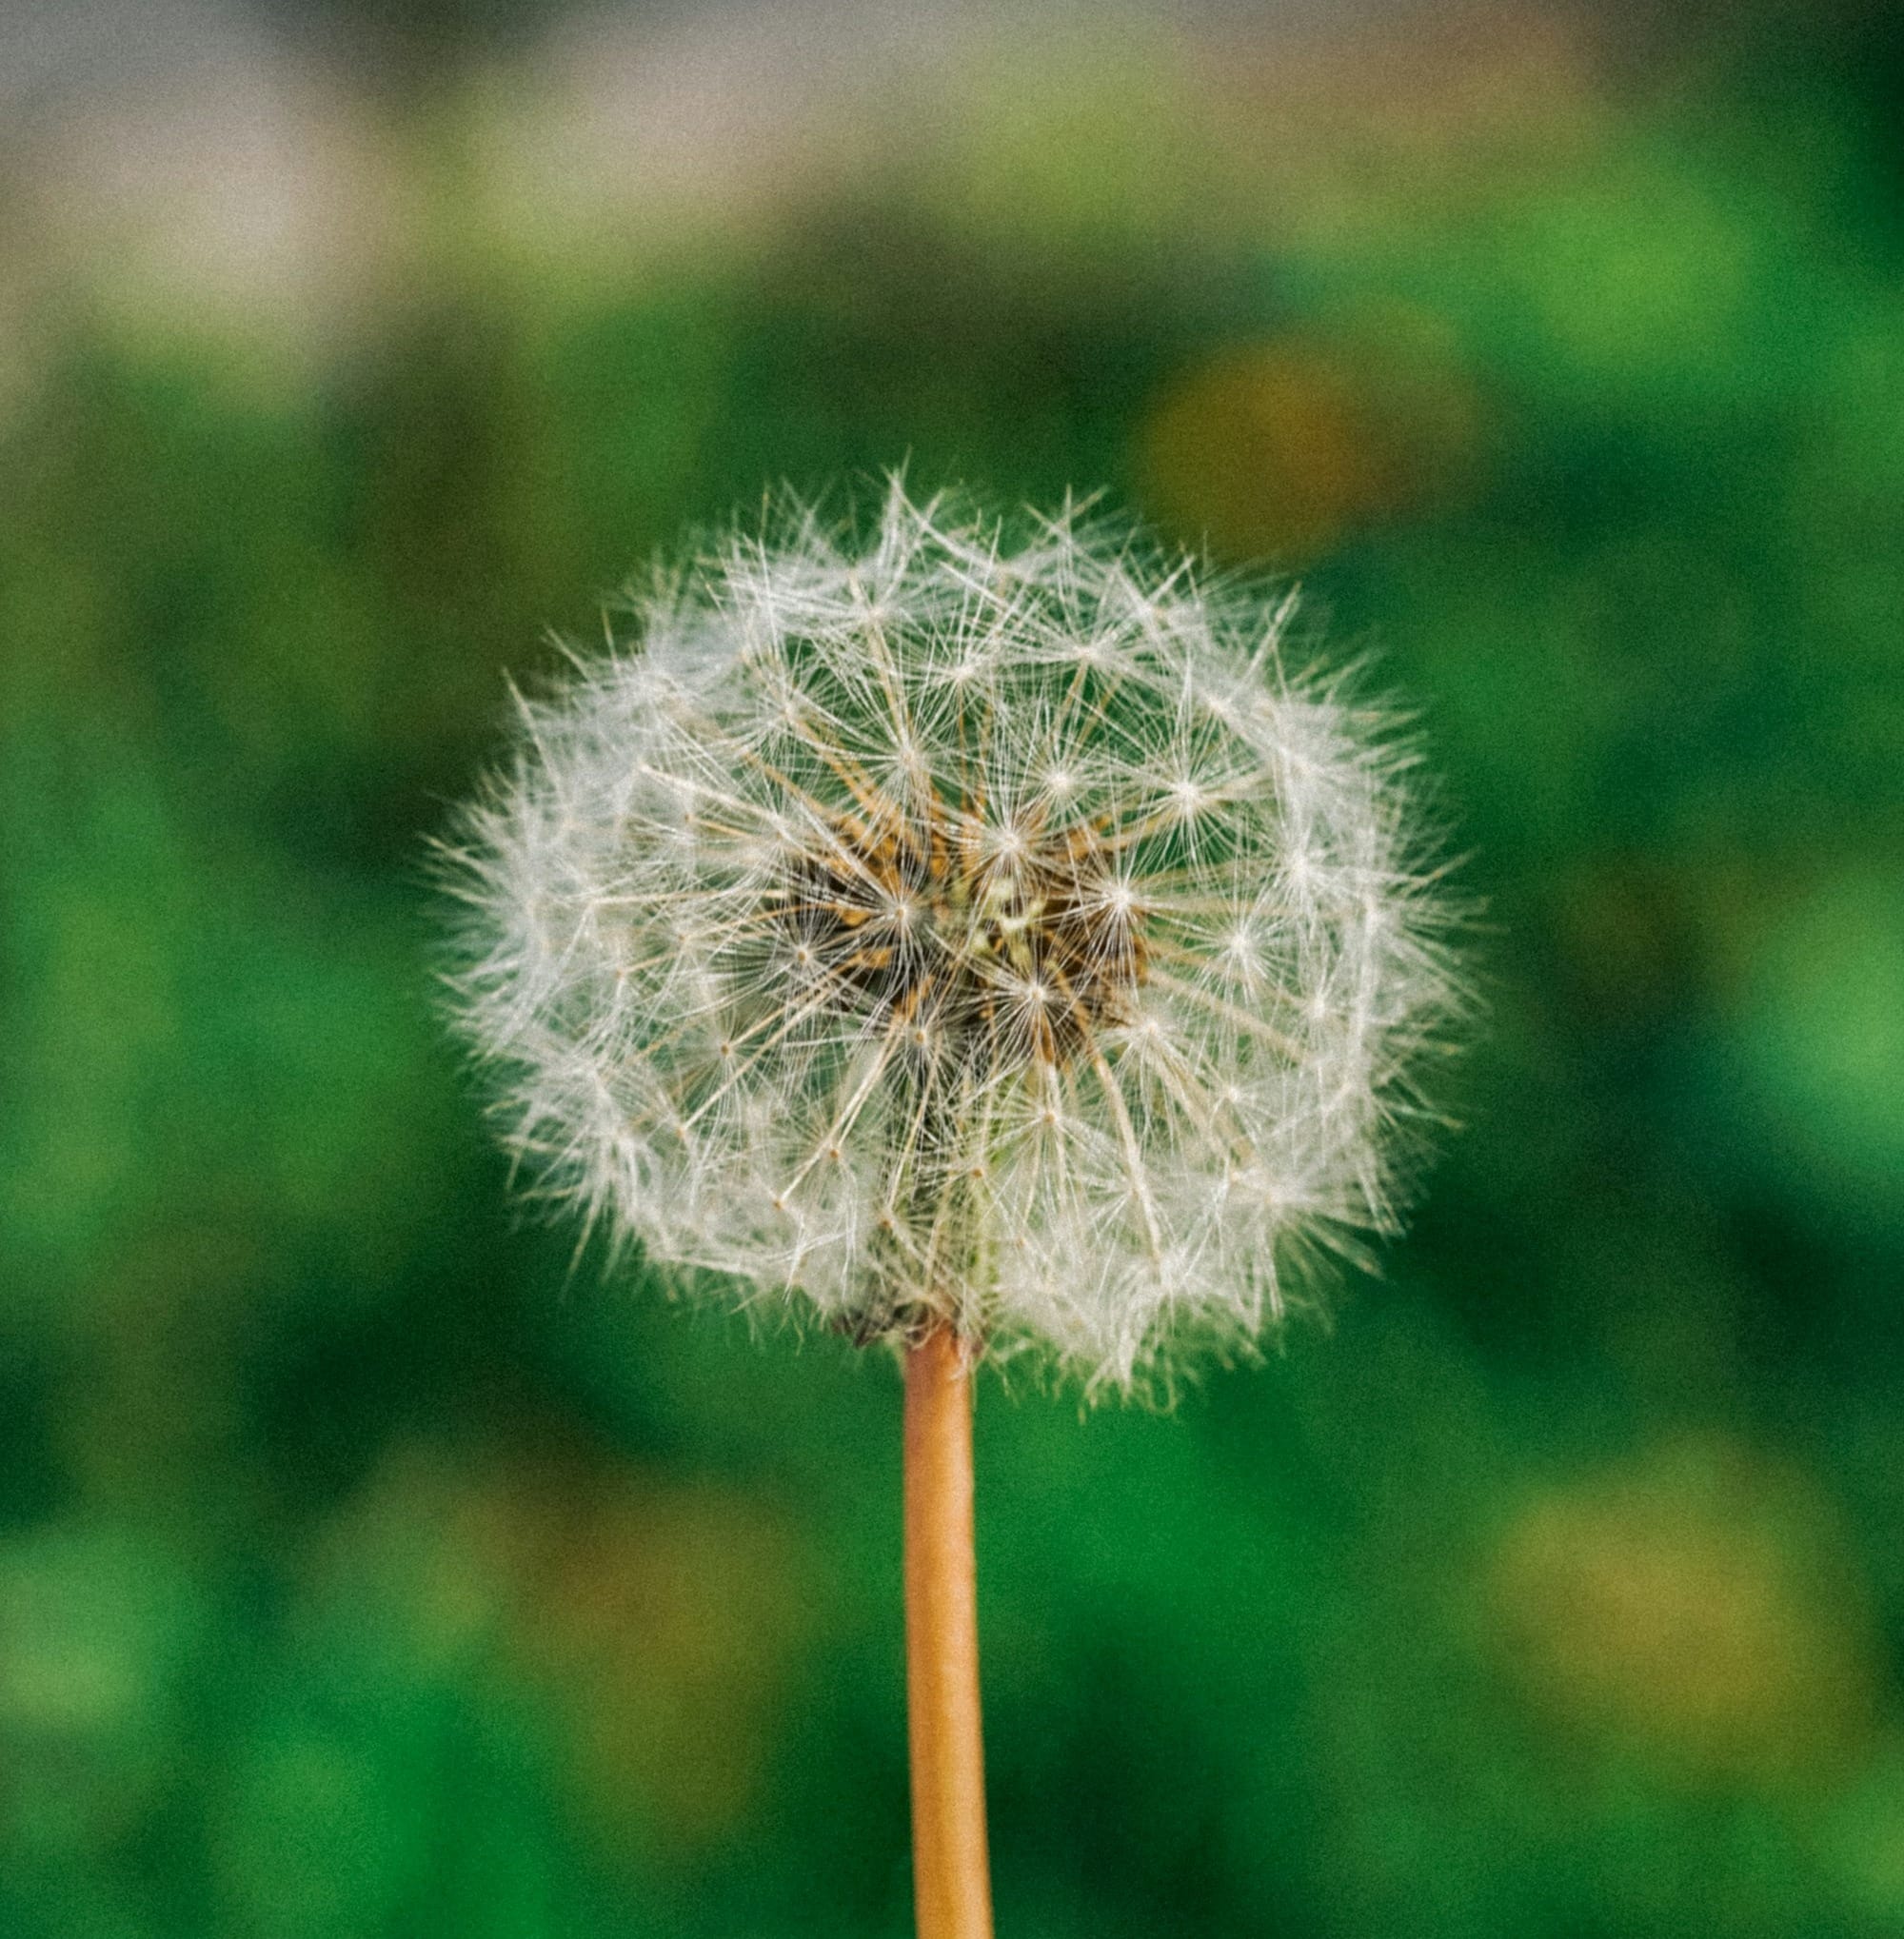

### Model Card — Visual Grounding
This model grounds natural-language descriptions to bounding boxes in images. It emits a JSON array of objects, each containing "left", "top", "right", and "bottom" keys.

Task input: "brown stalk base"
[{"left": 903, "top": 1325, "right": 995, "bottom": 1939}]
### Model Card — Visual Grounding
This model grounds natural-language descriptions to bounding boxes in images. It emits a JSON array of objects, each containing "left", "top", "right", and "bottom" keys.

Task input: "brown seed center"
[{"left": 779, "top": 795, "right": 1146, "bottom": 1070}]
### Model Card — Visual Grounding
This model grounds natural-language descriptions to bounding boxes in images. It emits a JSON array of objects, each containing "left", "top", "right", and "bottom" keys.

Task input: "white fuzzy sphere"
[{"left": 445, "top": 484, "right": 1465, "bottom": 1394}]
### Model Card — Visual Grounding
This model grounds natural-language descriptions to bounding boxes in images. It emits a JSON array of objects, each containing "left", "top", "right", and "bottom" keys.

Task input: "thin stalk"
[{"left": 903, "top": 1324, "right": 995, "bottom": 1939}]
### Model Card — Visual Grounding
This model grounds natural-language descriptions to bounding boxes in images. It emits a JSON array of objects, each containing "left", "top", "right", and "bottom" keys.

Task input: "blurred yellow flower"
[
  {"left": 1139, "top": 321, "right": 1484, "bottom": 564},
  {"left": 1485, "top": 1438, "right": 1881, "bottom": 1790}
]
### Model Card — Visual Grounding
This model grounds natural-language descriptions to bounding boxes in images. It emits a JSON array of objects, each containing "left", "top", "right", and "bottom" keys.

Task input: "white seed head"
[{"left": 443, "top": 483, "right": 1467, "bottom": 1395}]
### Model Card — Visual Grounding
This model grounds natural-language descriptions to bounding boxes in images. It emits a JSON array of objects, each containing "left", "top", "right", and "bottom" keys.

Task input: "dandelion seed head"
[{"left": 443, "top": 482, "right": 1466, "bottom": 1395}]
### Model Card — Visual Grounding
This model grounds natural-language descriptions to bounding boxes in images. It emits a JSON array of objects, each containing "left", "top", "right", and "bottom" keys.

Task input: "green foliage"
[{"left": 2, "top": 8, "right": 1901, "bottom": 1932}]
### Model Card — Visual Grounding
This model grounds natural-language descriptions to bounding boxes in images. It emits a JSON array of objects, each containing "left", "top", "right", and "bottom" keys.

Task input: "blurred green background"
[{"left": 3, "top": 1, "right": 1902, "bottom": 1932}]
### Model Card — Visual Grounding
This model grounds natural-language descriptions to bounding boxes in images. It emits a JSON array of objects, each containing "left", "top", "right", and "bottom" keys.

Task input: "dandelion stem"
[{"left": 903, "top": 1324, "right": 994, "bottom": 1939}]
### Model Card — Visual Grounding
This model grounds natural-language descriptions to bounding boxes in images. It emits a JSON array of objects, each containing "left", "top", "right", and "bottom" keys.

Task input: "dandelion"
[{"left": 443, "top": 480, "right": 1466, "bottom": 1937}]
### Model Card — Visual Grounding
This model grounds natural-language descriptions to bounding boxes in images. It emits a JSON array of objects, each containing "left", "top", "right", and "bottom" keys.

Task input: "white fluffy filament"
[{"left": 444, "top": 483, "right": 1465, "bottom": 1395}]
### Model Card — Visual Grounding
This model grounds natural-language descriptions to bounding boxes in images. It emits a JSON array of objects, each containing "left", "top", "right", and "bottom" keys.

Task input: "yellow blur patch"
[
  {"left": 1140, "top": 319, "right": 1484, "bottom": 564},
  {"left": 1485, "top": 1437, "right": 1881, "bottom": 1791}
]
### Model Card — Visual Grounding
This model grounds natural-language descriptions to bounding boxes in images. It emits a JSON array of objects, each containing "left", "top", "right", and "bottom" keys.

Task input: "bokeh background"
[{"left": 4, "top": 0, "right": 1902, "bottom": 1932}]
